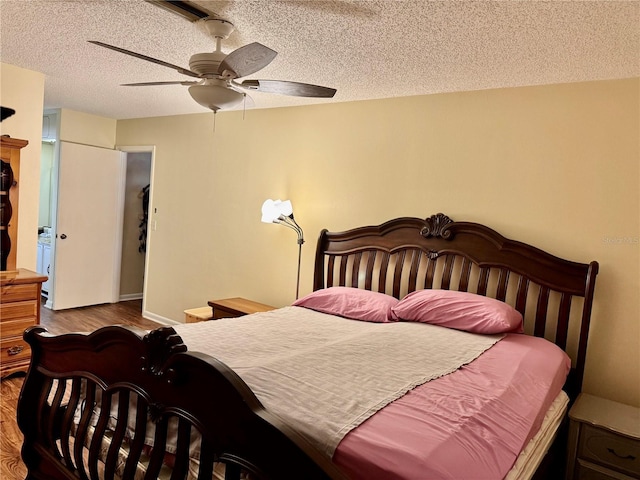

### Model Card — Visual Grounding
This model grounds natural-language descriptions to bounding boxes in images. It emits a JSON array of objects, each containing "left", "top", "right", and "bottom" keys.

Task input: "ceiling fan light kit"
[
  {"left": 89, "top": 12, "right": 336, "bottom": 113},
  {"left": 188, "top": 81, "right": 245, "bottom": 112}
]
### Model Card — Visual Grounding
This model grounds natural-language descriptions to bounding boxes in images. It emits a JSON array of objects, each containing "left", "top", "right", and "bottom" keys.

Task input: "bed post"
[
  {"left": 313, "top": 228, "right": 330, "bottom": 291},
  {"left": 569, "top": 260, "right": 600, "bottom": 399}
]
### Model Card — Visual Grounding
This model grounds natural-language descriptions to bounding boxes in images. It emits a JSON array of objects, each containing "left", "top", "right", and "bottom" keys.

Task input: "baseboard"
[
  {"left": 118, "top": 295, "right": 178, "bottom": 326},
  {"left": 142, "top": 309, "right": 180, "bottom": 326},
  {"left": 119, "top": 293, "right": 143, "bottom": 301}
]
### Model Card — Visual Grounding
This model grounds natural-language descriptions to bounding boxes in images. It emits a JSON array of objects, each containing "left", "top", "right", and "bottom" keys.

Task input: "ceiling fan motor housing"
[{"left": 189, "top": 52, "right": 226, "bottom": 76}]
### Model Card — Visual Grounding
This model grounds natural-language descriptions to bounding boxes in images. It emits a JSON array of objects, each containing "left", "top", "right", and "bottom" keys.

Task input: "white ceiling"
[{"left": 1, "top": 0, "right": 638, "bottom": 120}]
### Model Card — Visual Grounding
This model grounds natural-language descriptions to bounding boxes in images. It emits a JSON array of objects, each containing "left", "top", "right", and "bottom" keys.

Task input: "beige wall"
[
  {"left": 117, "top": 78, "right": 639, "bottom": 406},
  {"left": 59, "top": 109, "right": 116, "bottom": 148},
  {"left": 0, "top": 63, "right": 45, "bottom": 271}
]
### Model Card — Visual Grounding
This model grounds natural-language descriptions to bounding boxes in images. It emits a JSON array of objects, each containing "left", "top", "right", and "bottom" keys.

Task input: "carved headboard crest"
[{"left": 420, "top": 213, "right": 454, "bottom": 239}]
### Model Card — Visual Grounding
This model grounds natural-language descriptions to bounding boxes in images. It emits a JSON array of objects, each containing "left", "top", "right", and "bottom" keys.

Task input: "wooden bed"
[{"left": 18, "top": 213, "right": 598, "bottom": 480}]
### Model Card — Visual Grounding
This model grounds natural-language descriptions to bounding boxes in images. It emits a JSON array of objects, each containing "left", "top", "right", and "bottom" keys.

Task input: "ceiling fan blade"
[
  {"left": 88, "top": 41, "right": 200, "bottom": 78},
  {"left": 239, "top": 80, "right": 337, "bottom": 98},
  {"left": 218, "top": 43, "right": 277, "bottom": 78},
  {"left": 121, "top": 81, "right": 199, "bottom": 86}
]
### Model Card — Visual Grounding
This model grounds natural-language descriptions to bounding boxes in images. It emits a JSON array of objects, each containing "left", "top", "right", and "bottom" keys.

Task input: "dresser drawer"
[
  {"left": 576, "top": 460, "right": 638, "bottom": 480},
  {"left": 0, "top": 317, "right": 35, "bottom": 338},
  {"left": 579, "top": 424, "right": 640, "bottom": 477},
  {"left": 0, "top": 299, "right": 38, "bottom": 321},
  {"left": 1, "top": 283, "right": 39, "bottom": 302},
  {"left": 0, "top": 335, "right": 32, "bottom": 365}
]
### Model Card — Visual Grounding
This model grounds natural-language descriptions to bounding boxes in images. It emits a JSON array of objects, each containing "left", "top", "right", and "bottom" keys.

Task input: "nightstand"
[
  {"left": 184, "top": 306, "right": 214, "bottom": 323},
  {"left": 207, "top": 297, "right": 276, "bottom": 319},
  {"left": 566, "top": 393, "right": 640, "bottom": 480}
]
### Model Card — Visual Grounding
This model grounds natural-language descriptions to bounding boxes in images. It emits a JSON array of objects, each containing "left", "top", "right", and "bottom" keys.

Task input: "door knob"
[{"left": 60, "top": 234, "right": 67, "bottom": 239}]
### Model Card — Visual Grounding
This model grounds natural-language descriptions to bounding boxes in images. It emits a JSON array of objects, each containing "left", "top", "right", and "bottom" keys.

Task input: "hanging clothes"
[{"left": 138, "top": 184, "right": 150, "bottom": 253}]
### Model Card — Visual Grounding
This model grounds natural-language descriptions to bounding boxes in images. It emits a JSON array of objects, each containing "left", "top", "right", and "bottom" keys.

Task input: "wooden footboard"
[{"left": 18, "top": 325, "right": 347, "bottom": 480}]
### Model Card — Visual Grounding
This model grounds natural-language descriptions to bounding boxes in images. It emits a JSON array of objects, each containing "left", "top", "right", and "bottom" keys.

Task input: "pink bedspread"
[{"left": 333, "top": 333, "right": 570, "bottom": 479}]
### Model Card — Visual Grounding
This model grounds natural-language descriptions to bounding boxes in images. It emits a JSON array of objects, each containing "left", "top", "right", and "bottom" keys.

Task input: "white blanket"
[{"left": 174, "top": 306, "right": 502, "bottom": 456}]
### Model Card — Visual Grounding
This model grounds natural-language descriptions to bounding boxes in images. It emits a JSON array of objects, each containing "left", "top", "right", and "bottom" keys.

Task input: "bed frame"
[{"left": 18, "top": 213, "right": 598, "bottom": 480}]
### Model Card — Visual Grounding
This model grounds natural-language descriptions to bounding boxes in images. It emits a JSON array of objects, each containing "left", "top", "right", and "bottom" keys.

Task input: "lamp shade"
[
  {"left": 260, "top": 198, "right": 304, "bottom": 300},
  {"left": 261, "top": 199, "right": 293, "bottom": 223},
  {"left": 278, "top": 200, "right": 293, "bottom": 216}
]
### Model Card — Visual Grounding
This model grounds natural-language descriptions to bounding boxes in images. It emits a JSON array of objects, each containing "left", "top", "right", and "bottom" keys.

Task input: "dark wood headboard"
[{"left": 313, "top": 213, "right": 599, "bottom": 399}]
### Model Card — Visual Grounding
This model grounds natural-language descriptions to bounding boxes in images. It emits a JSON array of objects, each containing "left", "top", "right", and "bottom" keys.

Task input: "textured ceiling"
[{"left": 1, "top": 0, "right": 638, "bottom": 120}]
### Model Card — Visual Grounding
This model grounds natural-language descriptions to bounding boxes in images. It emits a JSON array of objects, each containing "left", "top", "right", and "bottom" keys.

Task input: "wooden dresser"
[{"left": 1, "top": 269, "right": 47, "bottom": 378}]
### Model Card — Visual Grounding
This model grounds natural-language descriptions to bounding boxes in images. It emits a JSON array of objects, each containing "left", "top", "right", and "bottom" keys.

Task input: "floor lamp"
[{"left": 261, "top": 199, "right": 304, "bottom": 299}]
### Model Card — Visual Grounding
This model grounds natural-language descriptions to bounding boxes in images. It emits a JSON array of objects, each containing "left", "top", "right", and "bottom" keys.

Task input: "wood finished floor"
[{"left": 0, "top": 299, "right": 161, "bottom": 480}]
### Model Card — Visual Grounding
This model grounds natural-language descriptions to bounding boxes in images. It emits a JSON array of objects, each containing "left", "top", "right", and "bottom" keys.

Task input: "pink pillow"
[
  {"left": 391, "top": 290, "right": 523, "bottom": 334},
  {"left": 293, "top": 287, "right": 399, "bottom": 323}
]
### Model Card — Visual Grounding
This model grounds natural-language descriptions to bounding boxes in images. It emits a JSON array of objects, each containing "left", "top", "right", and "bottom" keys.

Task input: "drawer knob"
[
  {"left": 607, "top": 447, "right": 636, "bottom": 461},
  {"left": 7, "top": 345, "right": 24, "bottom": 356}
]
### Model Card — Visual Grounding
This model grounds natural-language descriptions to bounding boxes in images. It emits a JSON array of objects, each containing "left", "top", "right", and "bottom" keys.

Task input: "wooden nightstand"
[
  {"left": 184, "top": 306, "right": 214, "bottom": 323},
  {"left": 566, "top": 393, "right": 640, "bottom": 480},
  {"left": 207, "top": 297, "right": 276, "bottom": 319}
]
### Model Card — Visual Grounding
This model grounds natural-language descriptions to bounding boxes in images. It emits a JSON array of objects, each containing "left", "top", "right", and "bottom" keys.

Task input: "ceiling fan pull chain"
[{"left": 243, "top": 94, "right": 247, "bottom": 120}]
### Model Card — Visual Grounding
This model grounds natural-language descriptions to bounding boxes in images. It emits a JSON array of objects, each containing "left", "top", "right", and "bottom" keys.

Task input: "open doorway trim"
[{"left": 116, "top": 145, "right": 156, "bottom": 319}]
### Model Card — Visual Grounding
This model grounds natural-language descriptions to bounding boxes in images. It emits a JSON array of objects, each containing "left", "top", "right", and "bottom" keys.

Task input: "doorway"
[
  {"left": 38, "top": 140, "right": 155, "bottom": 311},
  {"left": 118, "top": 151, "right": 152, "bottom": 303},
  {"left": 118, "top": 146, "right": 154, "bottom": 315}
]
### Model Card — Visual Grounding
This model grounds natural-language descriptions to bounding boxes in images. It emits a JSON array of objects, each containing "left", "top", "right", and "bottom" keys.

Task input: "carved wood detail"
[
  {"left": 140, "top": 327, "right": 187, "bottom": 382},
  {"left": 420, "top": 213, "right": 454, "bottom": 239},
  {"left": 147, "top": 402, "right": 166, "bottom": 424},
  {"left": 426, "top": 250, "right": 439, "bottom": 260}
]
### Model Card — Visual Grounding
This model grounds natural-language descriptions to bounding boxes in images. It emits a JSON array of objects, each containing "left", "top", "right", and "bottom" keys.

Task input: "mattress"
[
  {"left": 330, "top": 331, "right": 570, "bottom": 479},
  {"left": 505, "top": 390, "right": 569, "bottom": 480},
  {"left": 174, "top": 307, "right": 571, "bottom": 479}
]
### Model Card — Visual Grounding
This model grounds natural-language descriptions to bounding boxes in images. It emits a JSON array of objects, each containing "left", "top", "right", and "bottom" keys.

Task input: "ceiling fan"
[{"left": 89, "top": 17, "right": 337, "bottom": 113}]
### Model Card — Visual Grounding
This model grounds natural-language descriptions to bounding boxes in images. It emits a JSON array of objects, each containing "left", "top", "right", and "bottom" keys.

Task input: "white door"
[{"left": 52, "top": 142, "right": 125, "bottom": 310}]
